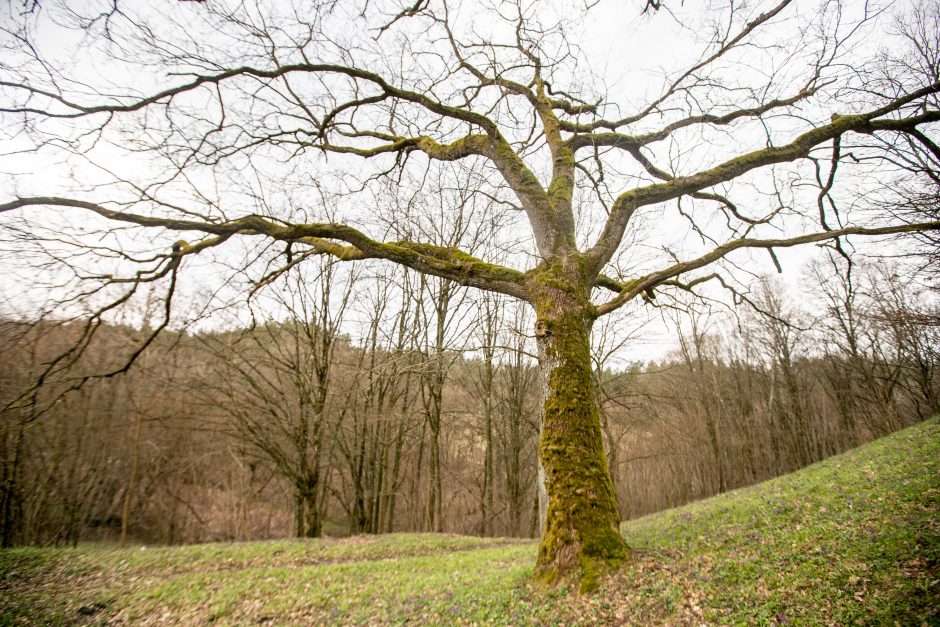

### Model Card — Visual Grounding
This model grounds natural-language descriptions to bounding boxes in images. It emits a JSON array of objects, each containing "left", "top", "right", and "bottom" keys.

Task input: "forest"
[{"left": 2, "top": 255, "right": 935, "bottom": 549}]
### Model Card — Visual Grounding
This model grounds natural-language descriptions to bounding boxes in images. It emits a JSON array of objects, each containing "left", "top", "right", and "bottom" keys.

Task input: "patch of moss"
[
  {"left": 390, "top": 242, "right": 525, "bottom": 285},
  {"left": 547, "top": 149, "right": 575, "bottom": 209},
  {"left": 414, "top": 134, "right": 489, "bottom": 161},
  {"left": 528, "top": 266, "right": 630, "bottom": 593}
]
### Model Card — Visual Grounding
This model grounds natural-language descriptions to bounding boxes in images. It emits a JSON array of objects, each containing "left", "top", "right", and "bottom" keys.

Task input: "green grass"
[{"left": 2, "top": 418, "right": 938, "bottom": 625}]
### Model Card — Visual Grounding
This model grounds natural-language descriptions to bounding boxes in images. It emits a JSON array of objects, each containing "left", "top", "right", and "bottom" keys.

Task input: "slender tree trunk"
[
  {"left": 0, "top": 422, "right": 25, "bottom": 548},
  {"left": 120, "top": 408, "right": 145, "bottom": 546},
  {"left": 294, "top": 490, "right": 305, "bottom": 538},
  {"left": 295, "top": 404, "right": 310, "bottom": 538},
  {"left": 530, "top": 487, "right": 540, "bottom": 538},
  {"left": 705, "top": 416, "right": 725, "bottom": 492},
  {"left": 481, "top": 352, "right": 495, "bottom": 537},
  {"left": 482, "top": 396, "right": 493, "bottom": 536},
  {"left": 370, "top": 422, "right": 385, "bottom": 534},
  {"left": 509, "top": 422, "right": 524, "bottom": 536},
  {"left": 304, "top": 483, "right": 321, "bottom": 538},
  {"left": 478, "top": 296, "right": 499, "bottom": 537},
  {"left": 529, "top": 264, "right": 629, "bottom": 593},
  {"left": 353, "top": 419, "right": 368, "bottom": 533},
  {"left": 412, "top": 423, "right": 425, "bottom": 531},
  {"left": 423, "top": 329, "right": 446, "bottom": 533},
  {"left": 427, "top": 411, "right": 442, "bottom": 532},
  {"left": 384, "top": 415, "right": 406, "bottom": 533}
]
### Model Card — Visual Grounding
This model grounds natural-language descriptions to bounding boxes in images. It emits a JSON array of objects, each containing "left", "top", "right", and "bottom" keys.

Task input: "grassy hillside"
[{"left": 2, "top": 418, "right": 937, "bottom": 625}]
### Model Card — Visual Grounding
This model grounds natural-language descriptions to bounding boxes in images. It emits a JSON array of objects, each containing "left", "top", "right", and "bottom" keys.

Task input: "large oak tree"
[{"left": 1, "top": 0, "right": 938, "bottom": 590}]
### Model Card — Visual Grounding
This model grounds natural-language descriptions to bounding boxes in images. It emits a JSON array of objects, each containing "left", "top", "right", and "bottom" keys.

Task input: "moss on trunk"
[{"left": 529, "top": 261, "right": 629, "bottom": 594}]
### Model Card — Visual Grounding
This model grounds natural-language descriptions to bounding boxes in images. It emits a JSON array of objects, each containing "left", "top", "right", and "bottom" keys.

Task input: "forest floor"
[{"left": 2, "top": 418, "right": 938, "bottom": 626}]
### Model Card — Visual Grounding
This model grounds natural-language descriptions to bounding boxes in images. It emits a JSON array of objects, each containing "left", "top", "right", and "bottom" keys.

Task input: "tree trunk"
[
  {"left": 370, "top": 423, "right": 385, "bottom": 534},
  {"left": 508, "top": 400, "right": 524, "bottom": 536},
  {"left": 482, "top": 392, "right": 493, "bottom": 536},
  {"left": 427, "top": 415, "right": 442, "bottom": 532},
  {"left": 1, "top": 421, "right": 25, "bottom": 548},
  {"left": 529, "top": 264, "right": 629, "bottom": 593},
  {"left": 384, "top": 415, "right": 406, "bottom": 533},
  {"left": 412, "top": 423, "right": 425, "bottom": 531},
  {"left": 294, "top": 490, "right": 305, "bottom": 538},
  {"left": 353, "top": 423, "right": 368, "bottom": 533},
  {"left": 296, "top": 404, "right": 310, "bottom": 538},
  {"left": 120, "top": 408, "right": 145, "bottom": 546},
  {"left": 304, "top": 483, "right": 321, "bottom": 538},
  {"left": 480, "top": 344, "right": 495, "bottom": 537}
]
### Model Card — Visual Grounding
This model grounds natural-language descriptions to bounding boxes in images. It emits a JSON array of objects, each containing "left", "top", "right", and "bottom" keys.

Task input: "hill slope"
[{"left": 2, "top": 418, "right": 937, "bottom": 625}]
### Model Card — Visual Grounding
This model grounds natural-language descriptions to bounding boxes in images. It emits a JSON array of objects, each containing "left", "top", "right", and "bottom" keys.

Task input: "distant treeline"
[{"left": 0, "top": 257, "right": 936, "bottom": 547}]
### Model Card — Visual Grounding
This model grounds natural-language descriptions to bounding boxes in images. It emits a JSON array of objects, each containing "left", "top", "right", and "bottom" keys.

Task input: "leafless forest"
[{"left": 2, "top": 255, "right": 935, "bottom": 548}]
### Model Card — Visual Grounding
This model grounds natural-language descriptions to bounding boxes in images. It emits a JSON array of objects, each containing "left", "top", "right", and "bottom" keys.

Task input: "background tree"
[
  {"left": 495, "top": 305, "right": 540, "bottom": 537},
  {"left": 199, "top": 260, "right": 354, "bottom": 538},
  {"left": 1, "top": 0, "right": 938, "bottom": 589},
  {"left": 466, "top": 291, "right": 501, "bottom": 536}
]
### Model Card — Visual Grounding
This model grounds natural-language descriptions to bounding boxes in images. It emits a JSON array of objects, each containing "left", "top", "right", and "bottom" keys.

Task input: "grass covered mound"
[
  {"left": 600, "top": 417, "right": 939, "bottom": 625},
  {"left": 1, "top": 418, "right": 937, "bottom": 625}
]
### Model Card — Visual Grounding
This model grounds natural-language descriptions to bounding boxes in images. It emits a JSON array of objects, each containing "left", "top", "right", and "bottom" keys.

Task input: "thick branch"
[
  {"left": 533, "top": 78, "right": 577, "bottom": 252},
  {"left": 594, "top": 220, "right": 940, "bottom": 316},
  {"left": 586, "top": 97, "right": 940, "bottom": 273},
  {"left": 320, "top": 133, "right": 492, "bottom": 161},
  {"left": 0, "top": 197, "right": 528, "bottom": 299},
  {"left": 565, "top": 84, "right": 822, "bottom": 145}
]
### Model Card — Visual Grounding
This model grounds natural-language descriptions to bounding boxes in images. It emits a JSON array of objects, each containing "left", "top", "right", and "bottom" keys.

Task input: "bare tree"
[
  {"left": 864, "top": 265, "right": 940, "bottom": 418},
  {"left": 494, "top": 305, "right": 540, "bottom": 537},
  {"left": 333, "top": 264, "right": 422, "bottom": 534},
  {"left": 200, "top": 260, "right": 354, "bottom": 538},
  {"left": 590, "top": 308, "right": 650, "bottom": 514},
  {"left": 466, "top": 291, "right": 501, "bottom": 536},
  {"left": 671, "top": 304, "right": 728, "bottom": 494},
  {"left": 1, "top": 0, "right": 939, "bottom": 588}
]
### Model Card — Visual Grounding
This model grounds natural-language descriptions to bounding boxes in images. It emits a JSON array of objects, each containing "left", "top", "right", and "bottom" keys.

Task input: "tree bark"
[
  {"left": 481, "top": 365, "right": 494, "bottom": 536},
  {"left": 427, "top": 412, "right": 442, "bottom": 532},
  {"left": 304, "top": 481, "right": 321, "bottom": 538},
  {"left": 528, "top": 262, "right": 629, "bottom": 593},
  {"left": 0, "top": 421, "right": 25, "bottom": 547}
]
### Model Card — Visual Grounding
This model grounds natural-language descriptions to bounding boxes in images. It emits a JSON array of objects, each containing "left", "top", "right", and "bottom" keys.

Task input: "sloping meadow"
[{"left": 2, "top": 418, "right": 937, "bottom": 625}]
